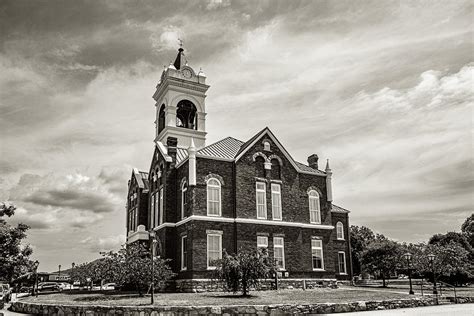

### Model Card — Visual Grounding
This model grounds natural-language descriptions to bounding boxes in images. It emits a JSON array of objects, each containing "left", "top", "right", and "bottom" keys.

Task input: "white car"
[{"left": 92, "top": 283, "right": 116, "bottom": 291}]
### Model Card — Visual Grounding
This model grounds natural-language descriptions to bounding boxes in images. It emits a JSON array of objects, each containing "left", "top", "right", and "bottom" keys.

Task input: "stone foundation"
[
  {"left": 175, "top": 278, "right": 339, "bottom": 292},
  {"left": 10, "top": 297, "right": 438, "bottom": 315}
]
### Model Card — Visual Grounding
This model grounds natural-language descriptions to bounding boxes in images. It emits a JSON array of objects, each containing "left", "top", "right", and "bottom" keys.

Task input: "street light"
[
  {"left": 403, "top": 252, "right": 414, "bottom": 295},
  {"left": 149, "top": 230, "right": 156, "bottom": 305},
  {"left": 428, "top": 254, "right": 437, "bottom": 295},
  {"left": 58, "top": 264, "right": 61, "bottom": 277},
  {"left": 71, "top": 262, "right": 75, "bottom": 287},
  {"left": 33, "top": 260, "right": 39, "bottom": 297}
]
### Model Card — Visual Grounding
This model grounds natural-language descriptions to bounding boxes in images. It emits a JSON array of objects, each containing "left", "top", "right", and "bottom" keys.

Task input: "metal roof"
[
  {"left": 198, "top": 137, "right": 244, "bottom": 159},
  {"left": 332, "top": 204, "right": 350, "bottom": 213}
]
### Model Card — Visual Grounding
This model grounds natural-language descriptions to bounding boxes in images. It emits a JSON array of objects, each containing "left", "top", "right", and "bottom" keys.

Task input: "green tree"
[
  {"left": 360, "top": 240, "right": 402, "bottom": 287},
  {"left": 350, "top": 225, "right": 376, "bottom": 276},
  {"left": 214, "top": 248, "right": 275, "bottom": 296},
  {"left": 0, "top": 203, "right": 33, "bottom": 283},
  {"left": 429, "top": 232, "right": 472, "bottom": 253}
]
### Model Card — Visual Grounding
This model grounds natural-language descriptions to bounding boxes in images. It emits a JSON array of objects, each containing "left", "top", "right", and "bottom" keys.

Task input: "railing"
[{"left": 438, "top": 280, "right": 457, "bottom": 303}]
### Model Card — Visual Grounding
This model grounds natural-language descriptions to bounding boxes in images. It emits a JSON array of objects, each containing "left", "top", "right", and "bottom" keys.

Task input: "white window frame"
[
  {"left": 311, "top": 238, "right": 324, "bottom": 271},
  {"left": 206, "top": 178, "right": 222, "bottom": 216},
  {"left": 256, "top": 182, "right": 267, "bottom": 219},
  {"left": 273, "top": 237, "right": 285, "bottom": 270},
  {"left": 308, "top": 190, "right": 321, "bottom": 224},
  {"left": 181, "top": 235, "right": 188, "bottom": 271},
  {"left": 271, "top": 183, "right": 282, "bottom": 220},
  {"left": 257, "top": 236, "right": 268, "bottom": 252},
  {"left": 338, "top": 251, "right": 347, "bottom": 274},
  {"left": 207, "top": 233, "right": 222, "bottom": 270},
  {"left": 154, "top": 193, "right": 159, "bottom": 227},
  {"left": 158, "top": 187, "right": 164, "bottom": 225},
  {"left": 336, "top": 222, "right": 344, "bottom": 240},
  {"left": 263, "top": 141, "right": 271, "bottom": 151},
  {"left": 181, "top": 180, "right": 187, "bottom": 219},
  {"left": 150, "top": 193, "right": 155, "bottom": 228}
]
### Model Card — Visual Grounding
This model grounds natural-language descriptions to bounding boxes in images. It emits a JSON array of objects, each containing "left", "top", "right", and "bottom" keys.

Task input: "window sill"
[
  {"left": 207, "top": 267, "right": 217, "bottom": 270},
  {"left": 180, "top": 268, "right": 187, "bottom": 272},
  {"left": 312, "top": 269, "right": 325, "bottom": 272},
  {"left": 336, "top": 238, "right": 345, "bottom": 241},
  {"left": 310, "top": 222, "right": 322, "bottom": 225},
  {"left": 272, "top": 218, "right": 282, "bottom": 221},
  {"left": 256, "top": 217, "right": 267, "bottom": 220},
  {"left": 207, "top": 214, "right": 222, "bottom": 217},
  {"left": 338, "top": 273, "right": 348, "bottom": 275}
]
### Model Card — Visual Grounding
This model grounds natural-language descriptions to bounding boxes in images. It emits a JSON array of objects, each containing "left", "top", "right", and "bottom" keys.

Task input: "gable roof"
[
  {"left": 234, "top": 127, "right": 326, "bottom": 176},
  {"left": 160, "top": 128, "right": 326, "bottom": 176},
  {"left": 332, "top": 204, "right": 350, "bottom": 213},
  {"left": 130, "top": 168, "right": 149, "bottom": 191}
]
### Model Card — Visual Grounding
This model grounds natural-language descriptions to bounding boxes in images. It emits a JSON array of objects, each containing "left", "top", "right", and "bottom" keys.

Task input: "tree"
[
  {"left": 214, "top": 248, "right": 275, "bottom": 296},
  {"left": 350, "top": 225, "right": 381, "bottom": 276},
  {"left": 360, "top": 240, "right": 402, "bottom": 287},
  {"left": 106, "top": 243, "right": 174, "bottom": 296},
  {"left": 0, "top": 203, "right": 34, "bottom": 283},
  {"left": 461, "top": 214, "right": 474, "bottom": 248},
  {"left": 429, "top": 231, "right": 472, "bottom": 253}
]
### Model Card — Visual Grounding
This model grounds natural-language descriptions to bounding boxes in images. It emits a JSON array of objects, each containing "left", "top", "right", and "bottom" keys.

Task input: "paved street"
[{"left": 347, "top": 304, "right": 474, "bottom": 315}]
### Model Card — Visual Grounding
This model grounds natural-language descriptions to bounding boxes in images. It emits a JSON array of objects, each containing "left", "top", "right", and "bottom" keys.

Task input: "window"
[
  {"left": 159, "top": 187, "right": 164, "bottom": 225},
  {"left": 150, "top": 193, "right": 155, "bottom": 228},
  {"left": 308, "top": 190, "right": 321, "bottom": 224},
  {"left": 154, "top": 192, "right": 159, "bottom": 226},
  {"left": 338, "top": 252, "right": 347, "bottom": 274},
  {"left": 271, "top": 183, "right": 282, "bottom": 220},
  {"left": 181, "top": 236, "right": 188, "bottom": 270},
  {"left": 311, "top": 239, "right": 324, "bottom": 270},
  {"left": 273, "top": 237, "right": 285, "bottom": 270},
  {"left": 207, "top": 234, "right": 222, "bottom": 269},
  {"left": 263, "top": 141, "right": 271, "bottom": 151},
  {"left": 181, "top": 180, "right": 187, "bottom": 219},
  {"left": 257, "top": 236, "right": 268, "bottom": 253},
  {"left": 207, "top": 178, "right": 221, "bottom": 216},
  {"left": 256, "top": 182, "right": 267, "bottom": 219},
  {"left": 336, "top": 222, "right": 344, "bottom": 240},
  {"left": 270, "top": 159, "right": 281, "bottom": 179}
]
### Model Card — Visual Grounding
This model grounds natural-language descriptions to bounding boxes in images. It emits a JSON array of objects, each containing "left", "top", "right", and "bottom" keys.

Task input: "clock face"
[{"left": 182, "top": 69, "right": 192, "bottom": 78}]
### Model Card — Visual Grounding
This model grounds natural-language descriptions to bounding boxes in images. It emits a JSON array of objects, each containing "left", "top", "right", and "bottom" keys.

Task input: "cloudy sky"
[{"left": 0, "top": 0, "right": 472, "bottom": 272}]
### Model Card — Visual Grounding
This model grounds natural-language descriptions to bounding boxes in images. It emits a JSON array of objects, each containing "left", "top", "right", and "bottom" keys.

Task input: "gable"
[{"left": 235, "top": 128, "right": 326, "bottom": 176}]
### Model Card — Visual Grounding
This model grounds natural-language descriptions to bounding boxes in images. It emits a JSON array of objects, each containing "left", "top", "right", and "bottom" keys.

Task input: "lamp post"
[
  {"left": 71, "top": 262, "right": 75, "bottom": 287},
  {"left": 33, "top": 260, "right": 39, "bottom": 297},
  {"left": 149, "top": 230, "right": 156, "bottom": 305},
  {"left": 403, "top": 252, "right": 414, "bottom": 295},
  {"left": 428, "top": 254, "right": 437, "bottom": 295},
  {"left": 58, "top": 264, "right": 61, "bottom": 277}
]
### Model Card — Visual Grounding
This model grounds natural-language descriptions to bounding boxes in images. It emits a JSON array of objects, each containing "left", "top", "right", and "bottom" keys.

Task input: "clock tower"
[{"left": 152, "top": 47, "right": 209, "bottom": 149}]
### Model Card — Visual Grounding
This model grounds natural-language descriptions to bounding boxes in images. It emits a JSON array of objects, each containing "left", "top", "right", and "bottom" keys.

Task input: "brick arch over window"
[
  {"left": 252, "top": 152, "right": 269, "bottom": 162},
  {"left": 268, "top": 154, "right": 283, "bottom": 166},
  {"left": 204, "top": 173, "right": 225, "bottom": 186},
  {"left": 306, "top": 186, "right": 322, "bottom": 196}
]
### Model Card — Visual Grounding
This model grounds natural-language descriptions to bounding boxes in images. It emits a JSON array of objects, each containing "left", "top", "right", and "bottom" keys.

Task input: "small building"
[{"left": 125, "top": 47, "right": 352, "bottom": 291}]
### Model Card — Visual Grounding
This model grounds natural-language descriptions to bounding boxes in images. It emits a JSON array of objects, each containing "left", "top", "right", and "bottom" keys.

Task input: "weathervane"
[{"left": 178, "top": 38, "right": 184, "bottom": 49}]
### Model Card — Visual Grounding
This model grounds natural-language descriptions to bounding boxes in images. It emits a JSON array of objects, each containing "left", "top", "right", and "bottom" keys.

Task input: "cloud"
[
  {"left": 81, "top": 235, "right": 125, "bottom": 253},
  {"left": 206, "top": 0, "right": 231, "bottom": 10},
  {"left": 10, "top": 172, "right": 122, "bottom": 214}
]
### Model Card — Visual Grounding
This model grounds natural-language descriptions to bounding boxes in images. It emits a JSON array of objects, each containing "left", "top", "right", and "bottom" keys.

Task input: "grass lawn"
[{"left": 23, "top": 287, "right": 416, "bottom": 307}]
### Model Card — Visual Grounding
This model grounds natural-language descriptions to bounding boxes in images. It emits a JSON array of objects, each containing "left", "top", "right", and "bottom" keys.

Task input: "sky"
[{"left": 0, "top": 0, "right": 472, "bottom": 272}]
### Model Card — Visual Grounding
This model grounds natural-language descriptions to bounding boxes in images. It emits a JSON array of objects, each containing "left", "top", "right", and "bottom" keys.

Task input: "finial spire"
[
  {"left": 325, "top": 159, "right": 331, "bottom": 172},
  {"left": 173, "top": 41, "right": 186, "bottom": 70}
]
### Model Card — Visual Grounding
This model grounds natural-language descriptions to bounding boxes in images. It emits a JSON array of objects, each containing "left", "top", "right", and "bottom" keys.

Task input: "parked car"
[
  {"left": 37, "top": 282, "right": 62, "bottom": 292},
  {"left": 57, "top": 283, "right": 73, "bottom": 290},
  {"left": 0, "top": 284, "right": 12, "bottom": 303},
  {"left": 92, "top": 283, "right": 116, "bottom": 291}
]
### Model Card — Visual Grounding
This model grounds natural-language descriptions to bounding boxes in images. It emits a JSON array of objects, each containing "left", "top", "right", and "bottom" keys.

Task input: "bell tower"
[{"left": 152, "top": 47, "right": 209, "bottom": 149}]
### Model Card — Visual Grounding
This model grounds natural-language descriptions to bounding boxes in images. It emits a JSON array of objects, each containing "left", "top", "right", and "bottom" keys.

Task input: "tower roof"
[{"left": 173, "top": 48, "right": 186, "bottom": 70}]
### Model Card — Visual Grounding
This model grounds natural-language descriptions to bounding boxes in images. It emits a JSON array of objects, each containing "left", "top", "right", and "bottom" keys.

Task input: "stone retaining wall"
[
  {"left": 11, "top": 297, "right": 437, "bottom": 315},
  {"left": 175, "top": 278, "right": 338, "bottom": 292}
]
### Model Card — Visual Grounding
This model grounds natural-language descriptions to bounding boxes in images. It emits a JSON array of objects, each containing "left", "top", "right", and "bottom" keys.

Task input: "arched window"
[
  {"left": 336, "top": 222, "right": 344, "bottom": 240},
  {"left": 176, "top": 100, "right": 197, "bottom": 130},
  {"left": 207, "top": 178, "right": 221, "bottom": 216},
  {"left": 181, "top": 180, "right": 188, "bottom": 219},
  {"left": 263, "top": 141, "right": 271, "bottom": 151},
  {"left": 255, "top": 156, "right": 265, "bottom": 178},
  {"left": 308, "top": 190, "right": 321, "bottom": 224},
  {"left": 158, "top": 104, "right": 166, "bottom": 134},
  {"left": 271, "top": 158, "right": 281, "bottom": 179}
]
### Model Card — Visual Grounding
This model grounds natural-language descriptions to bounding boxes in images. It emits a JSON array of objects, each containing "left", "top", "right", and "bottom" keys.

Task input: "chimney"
[
  {"left": 307, "top": 154, "right": 319, "bottom": 170},
  {"left": 167, "top": 137, "right": 178, "bottom": 165}
]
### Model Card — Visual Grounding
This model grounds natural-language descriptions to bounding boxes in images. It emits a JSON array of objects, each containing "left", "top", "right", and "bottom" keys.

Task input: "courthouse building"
[{"left": 126, "top": 48, "right": 352, "bottom": 291}]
